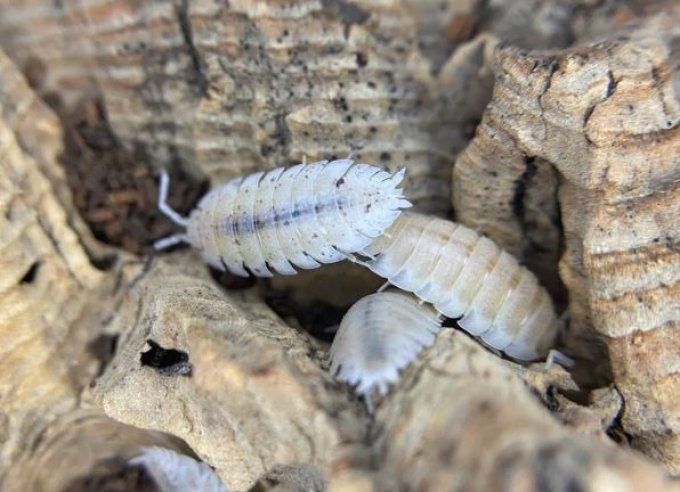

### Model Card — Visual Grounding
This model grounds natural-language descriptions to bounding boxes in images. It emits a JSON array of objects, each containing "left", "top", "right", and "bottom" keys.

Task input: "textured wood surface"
[
  {"left": 0, "top": 0, "right": 678, "bottom": 490},
  {"left": 452, "top": 10, "right": 680, "bottom": 471},
  {"left": 0, "top": 0, "right": 590, "bottom": 216}
]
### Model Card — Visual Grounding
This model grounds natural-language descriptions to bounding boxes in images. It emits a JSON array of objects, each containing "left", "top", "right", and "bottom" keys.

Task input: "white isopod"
[
  {"left": 330, "top": 291, "right": 442, "bottom": 406},
  {"left": 155, "top": 159, "right": 410, "bottom": 277},
  {"left": 130, "top": 447, "right": 228, "bottom": 492},
  {"left": 362, "top": 213, "right": 558, "bottom": 361}
]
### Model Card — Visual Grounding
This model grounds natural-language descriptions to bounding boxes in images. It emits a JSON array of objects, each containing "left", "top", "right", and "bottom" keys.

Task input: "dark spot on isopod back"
[
  {"left": 140, "top": 340, "right": 192, "bottom": 377},
  {"left": 335, "top": 177, "right": 345, "bottom": 187},
  {"left": 19, "top": 261, "right": 41, "bottom": 284}
]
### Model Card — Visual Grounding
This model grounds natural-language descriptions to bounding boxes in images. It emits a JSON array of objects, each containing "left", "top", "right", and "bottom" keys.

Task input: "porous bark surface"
[
  {"left": 453, "top": 9, "right": 680, "bottom": 472},
  {"left": 91, "top": 255, "right": 366, "bottom": 490},
  {"left": 0, "top": 0, "right": 677, "bottom": 490},
  {"left": 0, "top": 0, "right": 591, "bottom": 217},
  {"left": 93, "top": 259, "right": 679, "bottom": 491}
]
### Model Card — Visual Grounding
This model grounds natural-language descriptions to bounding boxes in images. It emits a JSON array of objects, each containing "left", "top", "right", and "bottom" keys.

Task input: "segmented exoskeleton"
[
  {"left": 155, "top": 159, "right": 410, "bottom": 277},
  {"left": 362, "top": 213, "right": 558, "bottom": 360},
  {"left": 330, "top": 291, "right": 442, "bottom": 407},
  {"left": 130, "top": 447, "right": 228, "bottom": 492}
]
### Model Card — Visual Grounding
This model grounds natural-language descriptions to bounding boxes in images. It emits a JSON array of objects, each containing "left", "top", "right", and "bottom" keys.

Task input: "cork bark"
[
  {"left": 453, "top": 10, "right": 680, "bottom": 471},
  {"left": 0, "top": 0, "right": 677, "bottom": 490}
]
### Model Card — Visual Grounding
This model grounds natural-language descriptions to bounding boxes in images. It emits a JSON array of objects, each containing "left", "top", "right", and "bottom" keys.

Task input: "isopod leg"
[
  {"left": 127, "top": 249, "right": 156, "bottom": 290},
  {"left": 544, "top": 349, "right": 575, "bottom": 370},
  {"left": 377, "top": 281, "right": 391, "bottom": 293},
  {"left": 158, "top": 169, "right": 190, "bottom": 227},
  {"left": 336, "top": 249, "right": 371, "bottom": 268},
  {"left": 363, "top": 394, "right": 375, "bottom": 415},
  {"left": 154, "top": 233, "right": 189, "bottom": 251}
]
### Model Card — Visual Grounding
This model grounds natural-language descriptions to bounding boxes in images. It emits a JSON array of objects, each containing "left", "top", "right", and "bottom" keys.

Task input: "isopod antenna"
[{"left": 154, "top": 169, "right": 190, "bottom": 250}]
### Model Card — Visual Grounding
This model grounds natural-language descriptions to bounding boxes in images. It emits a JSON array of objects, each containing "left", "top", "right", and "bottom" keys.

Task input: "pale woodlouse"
[
  {"left": 155, "top": 159, "right": 410, "bottom": 277},
  {"left": 361, "top": 213, "right": 559, "bottom": 361},
  {"left": 130, "top": 447, "right": 228, "bottom": 492},
  {"left": 330, "top": 291, "right": 442, "bottom": 407}
]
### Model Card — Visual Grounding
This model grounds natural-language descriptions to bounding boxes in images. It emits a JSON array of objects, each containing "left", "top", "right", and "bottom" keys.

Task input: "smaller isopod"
[
  {"left": 330, "top": 291, "right": 442, "bottom": 408},
  {"left": 129, "top": 447, "right": 229, "bottom": 492},
  {"left": 155, "top": 159, "right": 410, "bottom": 277},
  {"left": 361, "top": 213, "right": 558, "bottom": 361}
]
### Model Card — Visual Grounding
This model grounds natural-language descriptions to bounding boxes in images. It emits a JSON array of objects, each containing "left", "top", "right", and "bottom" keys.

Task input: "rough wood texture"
[
  {"left": 0, "top": 53, "right": 105, "bottom": 488},
  {"left": 0, "top": 0, "right": 584, "bottom": 216},
  {"left": 91, "top": 255, "right": 366, "bottom": 490},
  {"left": 373, "top": 331, "right": 678, "bottom": 491},
  {"left": 0, "top": 49, "right": 111, "bottom": 262},
  {"left": 0, "top": 0, "right": 678, "bottom": 489},
  {"left": 93, "top": 265, "right": 678, "bottom": 490},
  {"left": 452, "top": 10, "right": 680, "bottom": 472},
  {"left": 0, "top": 50, "right": 193, "bottom": 492}
]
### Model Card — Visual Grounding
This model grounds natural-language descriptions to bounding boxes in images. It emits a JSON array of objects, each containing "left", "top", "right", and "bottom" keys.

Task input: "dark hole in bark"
[
  {"left": 19, "top": 261, "right": 41, "bottom": 284},
  {"left": 140, "top": 340, "right": 192, "bottom": 377}
]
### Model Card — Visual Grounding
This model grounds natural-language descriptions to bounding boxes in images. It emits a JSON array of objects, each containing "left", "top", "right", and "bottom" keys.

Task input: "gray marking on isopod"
[
  {"left": 155, "top": 159, "right": 411, "bottom": 277},
  {"left": 361, "top": 212, "right": 559, "bottom": 361},
  {"left": 329, "top": 291, "right": 442, "bottom": 411}
]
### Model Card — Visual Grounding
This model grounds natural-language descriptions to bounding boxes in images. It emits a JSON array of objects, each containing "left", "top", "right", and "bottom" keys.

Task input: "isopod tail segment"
[{"left": 154, "top": 169, "right": 190, "bottom": 251}]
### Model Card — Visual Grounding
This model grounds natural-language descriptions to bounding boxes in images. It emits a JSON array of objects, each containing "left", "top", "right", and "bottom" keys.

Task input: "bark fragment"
[
  {"left": 452, "top": 10, "right": 680, "bottom": 471},
  {"left": 91, "top": 255, "right": 367, "bottom": 490},
  {"left": 373, "top": 330, "right": 678, "bottom": 491}
]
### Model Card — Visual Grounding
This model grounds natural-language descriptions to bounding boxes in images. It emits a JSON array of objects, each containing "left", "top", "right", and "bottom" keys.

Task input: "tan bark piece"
[
  {"left": 0, "top": 0, "right": 585, "bottom": 217},
  {"left": 0, "top": 52, "right": 184, "bottom": 491},
  {"left": 373, "top": 330, "right": 678, "bottom": 491},
  {"left": 452, "top": 10, "right": 680, "bottom": 471},
  {"left": 91, "top": 255, "right": 366, "bottom": 490},
  {"left": 0, "top": 47, "right": 110, "bottom": 261}
]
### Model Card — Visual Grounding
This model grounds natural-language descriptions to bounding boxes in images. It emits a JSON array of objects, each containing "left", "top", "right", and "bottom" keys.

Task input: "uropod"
[
  {"left": 330, "top": 291, "right": 442, "bottom": 409},
  {"left": 362, "top": 213, "right": 559, "bottom": 361},
  {"left": 155, "top": 159, "right": 410, "bottom": 277}
]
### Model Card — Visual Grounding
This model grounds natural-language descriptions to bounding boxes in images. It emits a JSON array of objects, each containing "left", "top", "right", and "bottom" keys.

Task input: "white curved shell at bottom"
[
  {"left": 330, "top": 291, "right": 442, "bottom": 397},
  {"left": 185, "top": 159, "right": 409, "bottom": 277},
  {"left": 129, "top": 447, "right": 228, "bottom": 492},
  {"left": 363, "top": 213, "right": 558, "bottom": 361}
]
